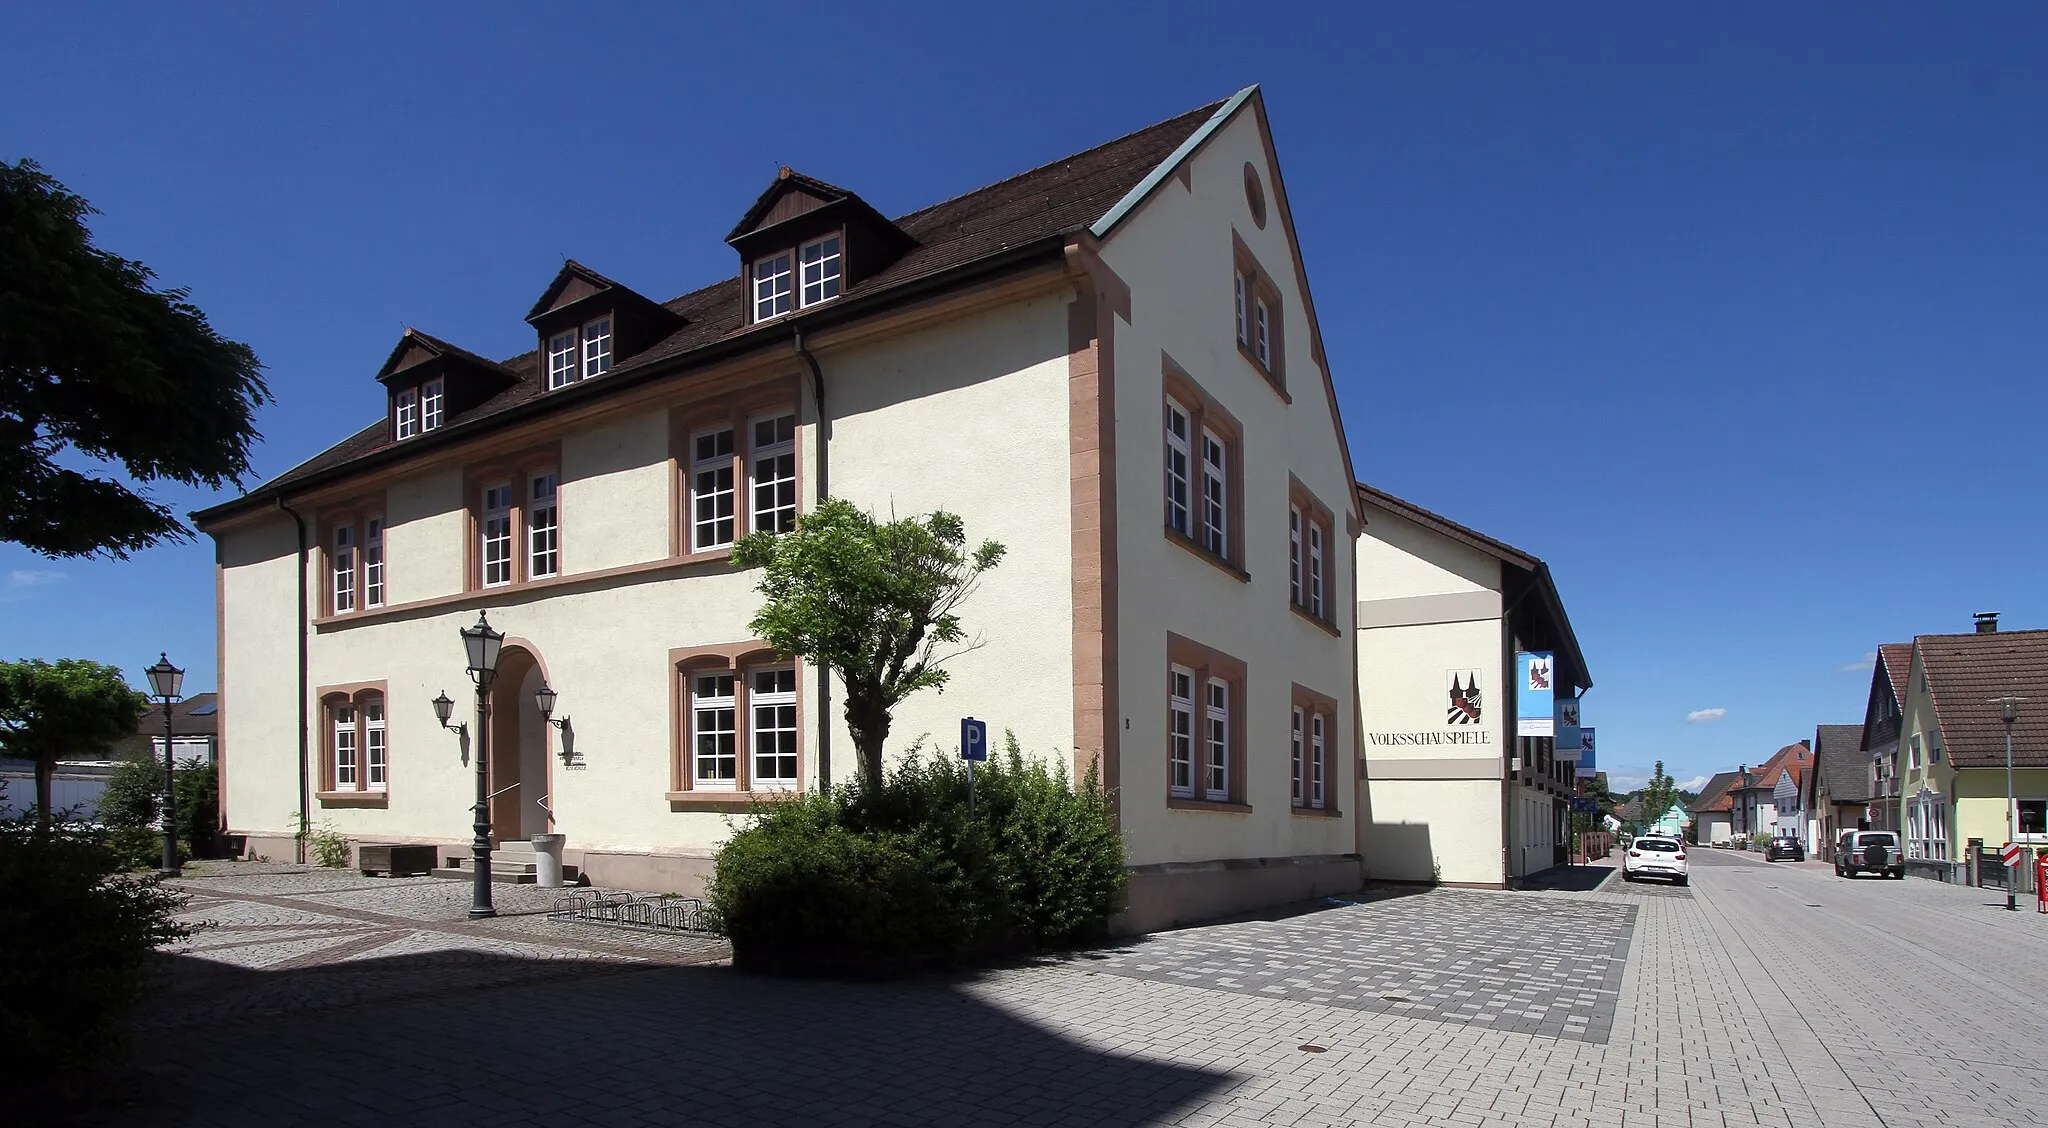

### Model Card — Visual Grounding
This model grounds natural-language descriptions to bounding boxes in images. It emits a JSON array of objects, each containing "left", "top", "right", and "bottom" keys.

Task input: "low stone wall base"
[
  {"left": 1116, "top": 853, "right": 1364, "bottom": 935},
  {"left": 574, "top": 850, "right": 718, "bottom": 897}
]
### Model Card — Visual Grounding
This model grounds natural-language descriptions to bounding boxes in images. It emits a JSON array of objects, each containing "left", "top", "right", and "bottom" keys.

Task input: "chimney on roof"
[{"left": 1975, "top": 611, "right": 2000, "bottom": 633}]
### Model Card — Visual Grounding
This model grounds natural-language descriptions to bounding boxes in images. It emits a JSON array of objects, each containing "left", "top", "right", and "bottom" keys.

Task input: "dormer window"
[
  {"left": 546, "top": 317, "right": 613, "bottom": 390},
  {"left": 421, "top": 378, "right": 444, "bottom": 432},
  {"left": 394, "top": 388, "right": 419, "bottom": 440},
  {"left": 753, "top": 253, "right": 794, "bottom": 321},
  {"left": 752, "top": 235, "right": 846, "bottom": 324},
  {"left": 800, "top": 236, "right": 842, "bottom": 306}
]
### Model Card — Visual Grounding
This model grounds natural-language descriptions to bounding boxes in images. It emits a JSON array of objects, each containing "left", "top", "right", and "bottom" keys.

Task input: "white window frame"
[
  {"left": 1308, "top": 524, "right": 1325, "bottom": 619},
  {"left": 749, "top": 412, "right": 797, "bottom": 534},
  {"left": 1204, "top": 678, "right": 1230, "bottom": 802},
  {"left": 1289, "top": 507, "right": 1303, "bottom": 606},
  {"left": 1910, "top": 734, "right": 1923, "bottom": 770},
  {"left": 1254, "top": 297, "right": 1271, "bottom": 367},
  {"left": 581, "top": 317, "right": 612, "bottom": 379},
  {"left": 1164, "top": 400, "right": 1191, "bottom": 536},
  {"left": 363, "top": 517, "right": 384, "bottom": 608},
  {"left": 394, "top": 388, "right": 419, "bottom": 440},
  {"left": 1169, "top": 666, "right": 1195, "bottom": 798},
  {"left": 333, "top": 703, "right": 358, "bottom": 788},
  {"left": 546, "top": 331, "right": 579, "bottom": 389},
  {"left": 690, "top": 427, "right": 737, "bottom": 552},
  {"left": 752, "top": 252, "right": 794, "bottom": 322},
  {"left": 527, "top": 472, "right": 559, "bottom": 580},
  {"left": 363, "top": 695, "right": 387, "bottom": 791},
  {"left": 331, "top": 525, "right": 356, "bottom": 612},
  {"left": 750, "top": 666, "right": 799, "bottom": 789},
  {"left": 2018, "top": 798, "right": 2048, "bottom": 841},
  {"left": 1309, "top": 713, "right": 1326, "bottom": 809},
  {"left": 1290, "top": 706, "right": 1304, "bottom": 807},
  {"left": 481, "top": 483, "right": 513, "bottom": 587},
  {"left": 1234, "top": 272, "right": 1248, "bottom": 345},
  {"left": 691, "top": 672, "right": 739, "bottom": 789},
  {"left": 420, "top": 378, "right": 444, "bottom": 432},
  {"left": 1200, "top": 430, "right": 1227, "bottom": 557},
  {"left": 799, "top": 235, "right": 843, "bottom": 308}
]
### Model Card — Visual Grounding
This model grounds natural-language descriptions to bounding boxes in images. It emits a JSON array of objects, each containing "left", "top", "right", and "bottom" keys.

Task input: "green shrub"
[
  {"left": 99, "top": 753, "right": 216, "bottom": 865},
  {"left": 707, "top": 735, "right": 1125, "bottom": 974},
  {"left": 292, "top": 814, "right": 350, "bottom": 868},
  {"left": 0, "top": 816, "right": 192, "bottom": 1096}
]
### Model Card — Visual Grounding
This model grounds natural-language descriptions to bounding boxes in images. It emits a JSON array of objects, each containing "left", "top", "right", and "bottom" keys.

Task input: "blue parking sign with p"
[{"left": 961, "top": 717, "right": 988, "bottom": 762}]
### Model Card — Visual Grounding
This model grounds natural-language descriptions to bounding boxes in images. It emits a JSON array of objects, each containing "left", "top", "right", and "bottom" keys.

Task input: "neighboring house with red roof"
[
  {"left": 193, "top": 88, "right": 1366, "bottom": 932},
  {"left": 1888, "top": 615, "right": 2048, "bottom": 880},
  {"left": 1687, "top": 742, "right": 1812, "bottom": 847}
]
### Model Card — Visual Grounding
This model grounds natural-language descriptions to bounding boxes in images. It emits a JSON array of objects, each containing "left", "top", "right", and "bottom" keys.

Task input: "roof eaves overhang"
[{"left": 191, "top": 234, "right": 1072, "bottom": 530}]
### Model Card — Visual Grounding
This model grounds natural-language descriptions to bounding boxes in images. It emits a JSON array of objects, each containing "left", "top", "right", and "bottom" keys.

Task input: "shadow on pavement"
[
  {"left": 120, "top": 951, "right": 1235, "bottom": 1127},
  {"left": 1515, "top": 865, "right": 1616, "bottom": 893}
]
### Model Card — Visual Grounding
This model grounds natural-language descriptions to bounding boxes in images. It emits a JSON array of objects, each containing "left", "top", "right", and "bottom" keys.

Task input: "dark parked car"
[
  {"left": 1834, "top": 830, "right": 1905, "bottom": 879},
  {"left": 1766, "top": 835, "right": 1805, "bottom": 862}
]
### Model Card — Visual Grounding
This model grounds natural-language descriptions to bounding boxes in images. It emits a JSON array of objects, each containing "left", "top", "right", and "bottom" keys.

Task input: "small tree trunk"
[
  {"left": 842, "top": 691, "right": 893, "bottom": 789},
  {"left": 34, "top": 753, "right": 54, "bottom": 834}
]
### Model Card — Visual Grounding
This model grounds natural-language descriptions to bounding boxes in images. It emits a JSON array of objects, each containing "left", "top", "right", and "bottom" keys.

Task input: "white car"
[{"left": 1622, "top": 835, "right": 1689, "bottom": 886}]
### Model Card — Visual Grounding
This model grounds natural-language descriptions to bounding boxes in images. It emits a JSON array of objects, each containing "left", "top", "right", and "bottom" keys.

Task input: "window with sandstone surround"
[
  {"left": 670, "top": 386, "right": 801, "bottom": 561},
  {"left": 319, "top": 504, "right": 386, "bottom": 618},
  {"left": 1287, "top": 477, "right": 1339, "bottom": 634},
  {"left": 1166, "top": 633, "right": 1248, "bottom": 811},
  {"left": 527, "top": 471, "right": 560, "bottom": 580},
  {"left": 668, "top": 643, "right": 804, "bottom": 804},
  {"left": 318, "top": 682, "right": 390, "bottom": 806},
  {"left": 1291, "top": 682, "right": 1340, "bottom": 815},
  {"left": 690, "top": 426, "right": 737, "bottom": 553},
  {"left": 1161, "top": 358, "right": 1244, "bottom": 579},
  {"left": 1232, "top": 232, "right": 1286, "bottom": 399},
  {"left": 331, "top": 524, "right": 355, "bottom": 612},
  {"left": 463, "top": 446, "right": 563, "bottom": 593},
  {"left": 750, "top": 412, "right": 797, "bottom": 534}
]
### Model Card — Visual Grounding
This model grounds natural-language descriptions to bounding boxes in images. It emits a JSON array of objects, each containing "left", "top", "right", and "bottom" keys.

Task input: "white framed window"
[
  {"left": 546, "top": 331, "right": 579, "bottom": 389},
  {"left": 691, "top": 672, "right": 738, "bottom": 788},
  {"left": 1200, "top": 431, "right": 1227, "bottom": 556},
  {"left": 753, "top": 252, "right": 793, "bottom": 321},
  {"left": 581, "top": 317, "right": 612, "bottom": 378},
  {"left": 1204, "top": 678, "right": 1229, "bottom": 801},
  {"left": 750, "top": 666, "right": 799, "bottom": 788},
  {"left": 394, "top": 389, "right": 419, "bottom": 440},
  {"left": 1254, "top": 298, "right": 1271, "bottom": 366},
  {"left": 1289, "top": 507, "right": 1303, "bottom": 606},
  {"left": 527, "top": 472, "right": 559, "bottom": 580},
  {"left": 1308, "top": 524, "right": 1325, "bottom": 619},
  {"left": 1309, "top": 713, "right": 1326, "bottom": 809},
  {"left": 1169, "top": 666, "right": 1195, "bottom": 798},
  {"left": 799, "top": 235, "right": 842, "bottom": 307},
  {"left": 1910, "top": 734, "right": 1922, "bottom": 770},
  {"left": 363, "top": 518, "right": 384, "bottom": 608},
  {"left": 1234, "top": 272, "right": 1248, "bottom": 345},
  {"left": 363, "top": 695, "right": 387, "bottom": 791},
  {"left": 481, "top": 483, "right": 513, "bottom": 587},
  {"left": 421, "top": 378, "right": 444, "bottom": 432},
  {"left": 333, "top": 703, "right": 357, "bottom": 788},
  {"left": 749, "top": 413, "right": 797, "bottom": 534},
  {"left": 691, "top": 428, "right": 737, "bottom": 552},
  {"left": 331, "top": 525, "right": 356, "bottom": 613},
  {"left": 1165, "top": 400, "right": 1191, "bottom": 535},
  {"left": 1290, "top": 706, "right": 1304, "bottom": 806},
  {"left": 2019, "top": 799, "right": 2047, "bottom": 839}
]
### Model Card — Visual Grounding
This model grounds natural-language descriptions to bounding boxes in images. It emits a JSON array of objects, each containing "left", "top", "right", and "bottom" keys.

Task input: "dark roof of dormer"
[
  {"left": 375, "top": 328, "right": 522, "bottom": 387},
  {"left": 524, "top": 259, "right": 684, "bottom": 330},
  {"left": 725, "top": 167, "right": 916, "bottom": 258}
]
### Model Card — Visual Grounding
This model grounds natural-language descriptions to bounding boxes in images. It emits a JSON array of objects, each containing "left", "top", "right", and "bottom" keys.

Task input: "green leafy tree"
[
  {"left": 0, "top": 659, "right": 147, "bottom": 832},
  {"left": 733, "top": 498, "right": 1005, "bottom": 789},
  {"left": 1641, "top": 761, "right": 1680, "bottom": 833},
  {"left": 0, "top": 159, "right": 268, "bottom": 558}
]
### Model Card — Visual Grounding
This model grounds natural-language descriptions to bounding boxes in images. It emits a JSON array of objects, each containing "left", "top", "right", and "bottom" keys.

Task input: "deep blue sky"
[{"left": 5, "top": 3, "right": 2044, "bottom": 791}]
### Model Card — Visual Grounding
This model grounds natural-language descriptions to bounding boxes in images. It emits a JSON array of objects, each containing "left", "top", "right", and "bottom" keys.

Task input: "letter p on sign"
[{"left": 961, "top": 717, "right": 988, "bottom": 763}]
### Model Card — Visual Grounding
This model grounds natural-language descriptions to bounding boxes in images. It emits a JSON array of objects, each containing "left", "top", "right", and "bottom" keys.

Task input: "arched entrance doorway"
[{"left": 488, "top": 643, "right": 554, "bottom": 845}]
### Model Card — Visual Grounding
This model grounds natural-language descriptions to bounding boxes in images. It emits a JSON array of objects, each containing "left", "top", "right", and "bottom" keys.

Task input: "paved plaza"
[{"left": 113, "top": 850, "right": 2048, "bottom": 1127}]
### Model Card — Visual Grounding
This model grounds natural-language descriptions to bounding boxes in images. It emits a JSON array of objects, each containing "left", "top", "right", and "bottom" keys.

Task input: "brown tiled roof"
[
  {"left": 1813, "top": 724, "right": 1870, "bottom": 802},
  {"left": 202, "top": 96, "right": 1229, "bottom": 516},
  {"left": 1878, "top": 644, "right": 1913, "bottom": 711},
  {"left": 1692, "top": 771, "right": 1740, "bottom": 814},
  {"left": 1918, "top": 628, "right": 2048, "bottom": 769},
  {"left": 136, "top": 692, "right": 219, "bottom": 739}
]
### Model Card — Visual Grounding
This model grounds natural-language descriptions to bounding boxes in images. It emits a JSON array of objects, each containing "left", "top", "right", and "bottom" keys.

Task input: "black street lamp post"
[
  {"left": 2000, "top": 695, "right": 2022, "bottom": 911},
  {"left": 450, "top": 612, "right": 505, "bottom": 918},
  {"left": 144, "top": 653, "right": 185, "bottom": 877}
]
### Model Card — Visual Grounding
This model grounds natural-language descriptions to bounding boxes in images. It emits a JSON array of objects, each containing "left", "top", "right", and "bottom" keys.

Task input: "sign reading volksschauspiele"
[{"left": 1517, "top": 652, "right": 1554, "bottom": 737}]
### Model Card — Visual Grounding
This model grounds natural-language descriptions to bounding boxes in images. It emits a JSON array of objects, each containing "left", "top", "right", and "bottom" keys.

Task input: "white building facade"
[{"left": 197, "top": 88, "right": 1364, "bottom": 932}]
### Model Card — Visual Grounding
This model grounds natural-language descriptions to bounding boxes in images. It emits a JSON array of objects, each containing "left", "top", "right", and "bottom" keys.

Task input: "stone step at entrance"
[{"left": 428, "top": 843, "right": 579, "bottom": 885}]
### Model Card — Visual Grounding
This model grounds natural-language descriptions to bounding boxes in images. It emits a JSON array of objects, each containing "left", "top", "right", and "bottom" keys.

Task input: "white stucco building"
[
  {"left": 196, "top": 87, "right": 1365, "bottom": 932},
  {"left": 1352, "top": 486, "right": 1591, "bottom": 888}
]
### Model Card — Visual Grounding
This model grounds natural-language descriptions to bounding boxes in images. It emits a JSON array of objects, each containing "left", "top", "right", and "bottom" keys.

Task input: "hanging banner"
[
  {"left": 1575, "top": 727, "right": 1598, "bottom": 778},
  {"left": 1555, "top": 698, "right": 1582, "bottom": 760},
  {"left": 1516, "top": 652, "right": 1554, "bottom": 737}
]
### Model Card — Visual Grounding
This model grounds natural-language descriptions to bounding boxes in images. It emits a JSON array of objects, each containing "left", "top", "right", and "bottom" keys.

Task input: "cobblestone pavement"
[{"left": 115, "top": 852, "right": 2048, "bottom": 1126}]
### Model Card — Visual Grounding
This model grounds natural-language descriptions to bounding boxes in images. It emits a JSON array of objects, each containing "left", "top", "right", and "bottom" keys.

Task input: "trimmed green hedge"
[{"left": 707, "top": 736, "right": 1125, "bottom": 975}]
